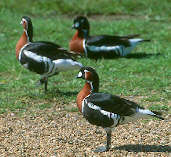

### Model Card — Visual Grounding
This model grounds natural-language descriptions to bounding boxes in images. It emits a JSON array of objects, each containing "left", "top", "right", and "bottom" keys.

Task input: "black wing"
[
  {"left": 87, "top": 35, "right": 131, "bottom": 47},
  {"left": 24, "top": 41, "right": 74, "bottom": 60},
  {"left": 117, "top": 34, "right": 140, "bottom": 39},
  {"left": 86, "top": 93, "right": 142, "bottom": 116}
]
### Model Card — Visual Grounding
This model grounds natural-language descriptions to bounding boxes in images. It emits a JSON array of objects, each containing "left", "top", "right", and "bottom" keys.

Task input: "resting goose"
[{"left": 76, "top": 67, "right": 164, "bottom": 152}]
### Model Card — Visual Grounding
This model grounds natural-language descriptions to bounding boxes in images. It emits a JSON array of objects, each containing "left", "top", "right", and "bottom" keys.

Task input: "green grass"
[
  {"left": 1, "top": 0, "right": 171, "bottom": 19},
  {"left": 0, "top": 1, "right": 170, "bottom": 115}
]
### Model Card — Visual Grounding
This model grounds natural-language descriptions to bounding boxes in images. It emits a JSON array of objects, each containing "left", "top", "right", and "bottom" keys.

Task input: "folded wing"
[{"left": 86, "top": 93, "right": 141, "bottom": 116}]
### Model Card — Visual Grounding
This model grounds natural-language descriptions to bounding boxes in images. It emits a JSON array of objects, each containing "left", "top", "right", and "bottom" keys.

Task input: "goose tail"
[{"left": 138, "top": 108, "right": 164, "bottom": 120}]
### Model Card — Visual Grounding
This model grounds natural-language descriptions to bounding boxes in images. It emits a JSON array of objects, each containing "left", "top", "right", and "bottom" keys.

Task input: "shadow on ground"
[
  {"left": 27, "top": 88, "right": 78, "bottom": 99},
  {"left": 88, "top": 52, "right": 162, "bottom": 60},
  {"left": 55, "top": 90, "right": 78, "bottom": 97},
  {"left": 125, "top": 52, "right": 162, "bottom": 59},
  {"left": 114, "top": 144, "right": 171, "bottom": 152},
  {"left": 48, "top": 89, "right": 78, "bottom": 97}
]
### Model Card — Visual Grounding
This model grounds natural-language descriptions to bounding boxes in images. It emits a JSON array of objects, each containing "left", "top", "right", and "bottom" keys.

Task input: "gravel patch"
[{"left": 0, "top": 104, "right": 170, "bottom": 157}]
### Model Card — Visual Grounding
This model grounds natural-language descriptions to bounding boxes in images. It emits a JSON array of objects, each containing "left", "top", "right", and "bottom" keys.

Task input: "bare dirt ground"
[{"left": 0, "top": 101, "right": 170, "bottom": 157}]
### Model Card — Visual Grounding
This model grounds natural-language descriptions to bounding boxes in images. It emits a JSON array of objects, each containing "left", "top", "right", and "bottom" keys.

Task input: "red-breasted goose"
[
  {"left": 76, "top": 67, "right": 164, "bottom": 152},
  {"left": 16, "top": 16, "right": 83, "bottom": 92},
  {"left": 70, "top": 16, "right": 150, "bottom": 58}
]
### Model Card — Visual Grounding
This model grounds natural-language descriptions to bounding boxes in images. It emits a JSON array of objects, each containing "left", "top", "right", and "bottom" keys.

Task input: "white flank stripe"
[
  {"left": 82, "top": 100, "right": 85, "bottom": 113},
  {"left": 22, "top": 50, "right": 83, "bottom": 77},
  {"left": 24, "top": 50, "right": 42, "bottom": 62},
  {"left": 87, "top": 45, "right": 121, "bottom": 52},
  {"left": 85, "top": 38, "right": 144, "bottom": 57},
  {"left": 83, "top": 39, "right": 88, "bottom": 57},
  {"left": 18, "top": 43, "right": 31, "bottom": 61},
  {"left": 53, "top": 59, "right": 82, "bottom": 72},
  {"left": 87, "top": 102, "right": 119, "bottom": 125},
  {"left": 87, "top": 81, "right": 94, "bottom": 91},
  {"left": 82, "top": 95, "right": 90, "bottom": 113},
  {"left": 100, "top": 110, "right": 118, "bottom": 119},
  {"left": 23, "top": 50, "right": 55, "bottom": 76},
  {"left": 87, "top": 102, "right": 101, "bottom": 110}
]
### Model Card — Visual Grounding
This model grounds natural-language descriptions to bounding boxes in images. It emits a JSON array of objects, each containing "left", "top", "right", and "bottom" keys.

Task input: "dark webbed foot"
[
  {"left": 44, "top": 79, "right": 48, "bottom": 92},
  {"left": 95, "top": 126, "right": 103, "bottom": 134},
  {"left": 37, "top": 77, "right": 48, "bottom": 92},
  {"left": 94, "top": 146, "right": 110, "bottom": 152},
  {"left": 36, "top": 79, "right": 44, "bottom": 86},
  {"left": 94, "top": 128, "right": 112, "bottom": 153}
]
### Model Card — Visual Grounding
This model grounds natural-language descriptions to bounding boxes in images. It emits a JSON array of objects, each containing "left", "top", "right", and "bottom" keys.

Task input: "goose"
[
  {"left": 16, "top": 16, "right": 83, "bottom": 92},
  {"left": 76, "top": 67, "right": 164, "bottom": 152},
  {"left": 70, "top": 16, "right": 150, "bottom": 58}
]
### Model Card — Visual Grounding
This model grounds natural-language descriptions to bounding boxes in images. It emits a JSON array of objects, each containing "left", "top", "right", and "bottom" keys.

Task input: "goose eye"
[{"left": 23, "top": 22, "right": 27, "bottom": 28}]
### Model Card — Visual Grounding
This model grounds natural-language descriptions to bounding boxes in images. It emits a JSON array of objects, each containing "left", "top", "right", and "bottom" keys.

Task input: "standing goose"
[
  {"left": 76, "top": 67, "right": 164, "bottom": 152},
  {"left": 70, "top": 16, "right": 150, "bottom": 58},
  {"left": 16, "top": 16, "right": 83, "bottom": 92}
]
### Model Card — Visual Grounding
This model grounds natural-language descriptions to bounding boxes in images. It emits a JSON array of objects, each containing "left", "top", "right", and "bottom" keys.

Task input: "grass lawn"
[
  {"left": 0, "top": 1, "right": 170, "bottom": 156},
  {"left": 0, "top": 1, "right": 170, "bottom": 115}
]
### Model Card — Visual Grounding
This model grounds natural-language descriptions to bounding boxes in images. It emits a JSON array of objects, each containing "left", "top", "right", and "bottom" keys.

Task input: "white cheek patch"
[
  {"left": 75, "top": 22, "right": 80, "bottom": 28},
  {"left": 21, "top": 18, "right": 28, "bottom": 31},
  {"left": 20, "top": 19, "right": 27, "bottom": 25},
  {"left": 77, "top": 71, "right": 83, "bottom": 78},
  {"left": 20, "top": 19, "right": 24, "bottom": 25},
  {"left": 20, "top": 20, "right": 23, "bottom": 25}
]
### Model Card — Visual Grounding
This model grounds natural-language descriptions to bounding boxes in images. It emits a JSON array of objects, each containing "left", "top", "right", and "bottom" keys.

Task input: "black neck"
[
  {"left": 87, "top": 80, "right": 99, "bottom": 93},
  {"left": 26, "top": 22, "right": 33, "bottom": 42},
  {"left": 78, "top": 29, "right": 89, "bottom": 38}
]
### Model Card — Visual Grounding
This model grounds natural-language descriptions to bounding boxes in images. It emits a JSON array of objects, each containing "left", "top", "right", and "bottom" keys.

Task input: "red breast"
[
  {"left": 76, "top": 82, "right": 91, "bottom": 112},
  {"left": 16, "top": 32, "right": 28, "bottom": 60},
  {"left": 69, "top": 31, "right": 84, "bottom": 54}
]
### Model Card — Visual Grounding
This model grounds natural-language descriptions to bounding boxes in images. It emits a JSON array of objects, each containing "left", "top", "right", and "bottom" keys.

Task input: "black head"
[
  {"left": 77, "top": 67, "right": 99, "bottom": 92},
  {"left": 72, "top": 16, "right": 90, "bottom": 35},
  {"left": 20, "top": 16, "right": 33, "bottom": 42}
]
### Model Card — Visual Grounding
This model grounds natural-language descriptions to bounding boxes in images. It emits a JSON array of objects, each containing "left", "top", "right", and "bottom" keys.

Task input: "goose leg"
[
  {"left": 37, "top": 78, "right": 44, "bottom": 86},
  {"left": 106, "top": 128, "right": 111, "bottom": 151},
  {"left": 95, "top": 126, "right": 102, "bottom": 134},
  {"left": 38, "top": 77, "right": 48, "bottom": 92},
  {"left": 94, "top": 128, "right": 111, "bottom": 152},
  {"left": 44, "top": 77, "right": 48, "bottom": 92}
]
